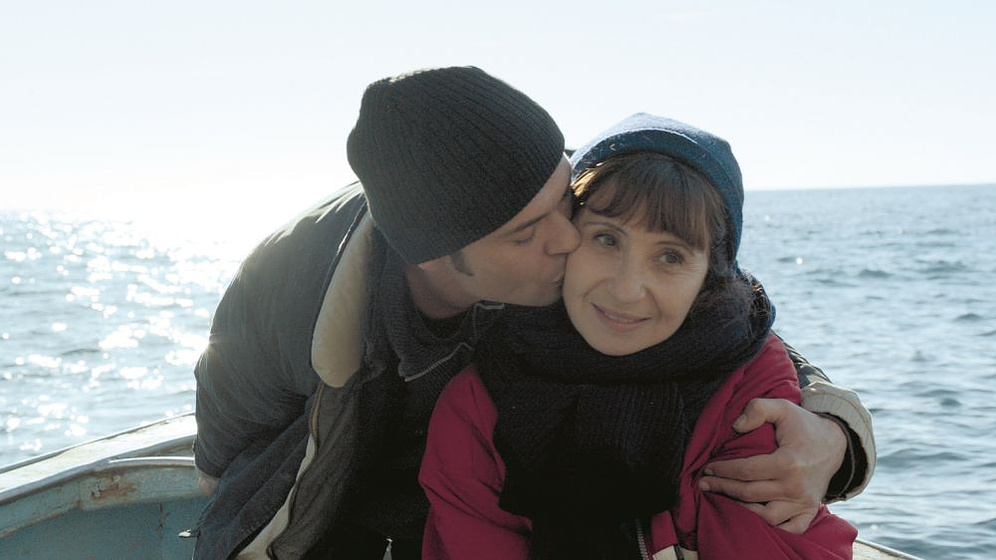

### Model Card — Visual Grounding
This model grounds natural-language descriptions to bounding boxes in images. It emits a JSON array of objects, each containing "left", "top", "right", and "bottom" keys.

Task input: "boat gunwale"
[
  {"left": 853, "top": 538, "right": 925, "bottom": 560},
  {"left": 0, "top": 455, "right": 203, "bottom": 551},
  {"left": 0, "top": 413, "right": 196, "bottom": 504}
]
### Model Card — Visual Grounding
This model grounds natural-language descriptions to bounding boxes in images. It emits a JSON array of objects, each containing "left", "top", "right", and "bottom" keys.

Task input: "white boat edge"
[
  {"left": 0, "top": 412, "right": 197, "bottom": 501},
  {"left": 0, "top": 413, "right": 923, "bottom": 559}
]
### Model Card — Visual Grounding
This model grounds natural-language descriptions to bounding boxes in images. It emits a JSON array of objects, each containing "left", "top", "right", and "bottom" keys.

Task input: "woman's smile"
[{"left": 591, "top": 303, "right": 648, "bottom": 331}]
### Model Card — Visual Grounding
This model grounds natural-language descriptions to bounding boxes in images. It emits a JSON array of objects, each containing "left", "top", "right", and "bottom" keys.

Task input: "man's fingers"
[
  {"left": 737, "top": 500, "right": 815, "bottom": 534},
  {"left": 706, "top": 398, "right": 833, "bottom": 535},
  {"left": 197, "top": 474, "right": 218, "bottom": 496},
  {"left": 698, "top": 474, "right": 782, "bottom": 503},
  {"left": 778, "top": 512, "right": 816, "bottom": 535},
  {"left": 738, "top": 501, "right": 769, "bottom": 517},
  {"left": 733, "top": 398, "right": 789, "bottom": 433},
  {"left": 704, "top": 453, "right": 782, "bottom": 483}
]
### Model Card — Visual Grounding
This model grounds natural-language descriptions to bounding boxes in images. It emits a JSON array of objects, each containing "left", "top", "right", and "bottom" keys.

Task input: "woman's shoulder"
[
  {"left": 732, "top": 333, "right": 801, "bottom": 401},
  {"left": 752, "top": 333, "right": 791, "bottom": 365},
  {"left": 424, "top": 365, "right": 506, "bottom": 481},
  {"left": 700, "top": 334, "right": 800, "bottom": 422},
  {"left": 433, "top": 366, "right": 500, "bottom": 434}
]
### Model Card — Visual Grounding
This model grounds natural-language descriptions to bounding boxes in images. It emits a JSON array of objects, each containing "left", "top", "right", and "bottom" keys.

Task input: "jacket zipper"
[
  {"left": 636, "top": 518, "right": 688, "bottom": 560},
  {"left": 635, "top": 518, "right": 652, "bottom": 560},
  {"left": 309, "top": 382, "right": 325, "bottom": 446},
  {"left": 264, "top": 381, "right": 326, "bottom": 557}
]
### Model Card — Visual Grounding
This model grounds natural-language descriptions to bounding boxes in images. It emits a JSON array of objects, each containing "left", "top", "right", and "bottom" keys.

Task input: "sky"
[{"left": 2, "top": 0, "right": 994, "bottom": 235}]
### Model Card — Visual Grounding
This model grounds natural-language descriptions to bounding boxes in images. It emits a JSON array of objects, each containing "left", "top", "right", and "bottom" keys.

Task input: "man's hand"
[
  {"left": 698, "top": 398, "right": 846, "bottom": 534},
  {"left": 196, "top": 470, "right": 219, "bottom": 496}
]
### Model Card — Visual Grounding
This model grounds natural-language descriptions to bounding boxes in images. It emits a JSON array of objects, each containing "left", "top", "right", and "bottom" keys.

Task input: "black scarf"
[
  {"left": 364, "top": 233, "right": 506, "bottom": 422},
  {"left": 475, "top": 275, "right": 775, "bottom": 559},
  {"left": 351, "top": 233, "right": 506, "bottom": 538}
]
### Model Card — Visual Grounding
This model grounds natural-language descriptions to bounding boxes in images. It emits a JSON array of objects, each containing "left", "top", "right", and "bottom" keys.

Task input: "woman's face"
[{"left": 563, "top": 190, "right": 710, "bottom": 356}]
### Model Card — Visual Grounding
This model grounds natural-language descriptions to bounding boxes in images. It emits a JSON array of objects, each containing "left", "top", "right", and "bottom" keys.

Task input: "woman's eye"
[
  {"left": 659, "top": 251, "right": 684, "bottom": 265},
  {"left": 594, "top": 232, "right": 617, "bottom": 247}
]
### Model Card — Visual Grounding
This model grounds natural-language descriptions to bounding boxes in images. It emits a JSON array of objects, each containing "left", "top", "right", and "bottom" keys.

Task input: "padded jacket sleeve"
[
  {"left": 782, "top": 337, "right": 876, "bottom": 501},
  {"left": 193, "top": 186, "right": 366, "bottom": 478},
  {"left": 419, "top": 368, "right": 532, "bottom": 560}
]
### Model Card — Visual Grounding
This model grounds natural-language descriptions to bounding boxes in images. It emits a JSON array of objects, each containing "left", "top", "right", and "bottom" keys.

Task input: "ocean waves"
[
  {"left": 3, "top": 184, "right": 995, "bottom": 558},
  {"left": 742, "top": 185, "right": 996, "bottom": 559}
]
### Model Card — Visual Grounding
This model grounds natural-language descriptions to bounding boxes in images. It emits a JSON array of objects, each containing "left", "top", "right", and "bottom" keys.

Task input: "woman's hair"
[{"left": 572, "top": 152, "right": 750, "bottom": 312}]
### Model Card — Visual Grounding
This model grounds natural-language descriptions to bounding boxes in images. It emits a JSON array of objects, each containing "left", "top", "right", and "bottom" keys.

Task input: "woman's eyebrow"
[{"left": 582, "top": 219, "right": 628, "bottom": 235}]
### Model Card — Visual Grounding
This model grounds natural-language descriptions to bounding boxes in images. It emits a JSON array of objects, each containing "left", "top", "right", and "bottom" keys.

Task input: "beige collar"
[{"left": 310, "top": 212, "right": 375, "bottom": 387}]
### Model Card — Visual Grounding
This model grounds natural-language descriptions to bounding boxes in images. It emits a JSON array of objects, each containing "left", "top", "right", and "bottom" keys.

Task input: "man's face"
[{"left": 443, "top": 156, "right": 580, "bottom": 308}]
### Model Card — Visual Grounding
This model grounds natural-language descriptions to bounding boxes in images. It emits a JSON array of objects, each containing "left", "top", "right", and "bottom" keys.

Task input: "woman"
[{"left": 418, "top": 114, "right": 857, "bottom": 559}]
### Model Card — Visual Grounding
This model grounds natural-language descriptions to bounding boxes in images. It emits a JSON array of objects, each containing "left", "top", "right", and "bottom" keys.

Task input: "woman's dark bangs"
[{"left": 582, "top": 155, "right": 713, "bottom": 251}]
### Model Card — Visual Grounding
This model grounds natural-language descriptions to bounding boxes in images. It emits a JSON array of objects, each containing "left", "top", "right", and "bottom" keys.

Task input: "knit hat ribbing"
[{"left": 347, "top": 66, "right": 565, "bottom": 264}]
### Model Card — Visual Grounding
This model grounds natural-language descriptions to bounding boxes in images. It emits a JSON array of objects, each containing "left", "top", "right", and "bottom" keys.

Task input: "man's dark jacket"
[{"left": 194, "top": 183, "right": 378, "bottom": 559}]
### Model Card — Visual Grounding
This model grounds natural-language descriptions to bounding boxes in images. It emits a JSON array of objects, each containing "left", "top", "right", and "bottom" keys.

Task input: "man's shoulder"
[
  {"left": 314, "top": 182, "right": 368, "bottom": 218},
  {"left": 225, "top": 182, "right": 372, "bottom": 309},
  {"left": 246, "top": 182, "right": 368, "bottom": 261},
  {"left": 272, "top": 182, "right": 368, "bottom": 239}
]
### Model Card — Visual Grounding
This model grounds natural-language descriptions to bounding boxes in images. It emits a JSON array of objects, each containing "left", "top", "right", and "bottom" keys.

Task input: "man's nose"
[{"left": 546, "top": 212, "right": 580, "bottom": 255}]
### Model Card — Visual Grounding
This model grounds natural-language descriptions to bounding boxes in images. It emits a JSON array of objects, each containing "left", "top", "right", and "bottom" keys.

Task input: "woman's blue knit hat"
[{"left": 570, "top": 113, "right": 744, "bottom": 259}]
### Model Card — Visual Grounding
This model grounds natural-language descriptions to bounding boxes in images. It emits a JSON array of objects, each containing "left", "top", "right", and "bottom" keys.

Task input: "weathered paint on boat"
[
  {"left": 0, "top": 414, "right": 203, "bottom": 559},
  {"left": 0, "top": 413, "right": 921, "bottom": 559}
]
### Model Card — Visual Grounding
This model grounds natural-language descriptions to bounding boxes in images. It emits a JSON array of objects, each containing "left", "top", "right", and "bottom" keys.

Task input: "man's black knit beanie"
[{"left": 347, "top": 66, "right": 565, "bottom": 264}]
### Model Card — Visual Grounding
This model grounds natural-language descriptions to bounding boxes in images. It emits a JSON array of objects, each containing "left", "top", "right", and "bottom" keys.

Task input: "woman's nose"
[{"left": 607, "top": 261, "right": 646, "bottom": 303}]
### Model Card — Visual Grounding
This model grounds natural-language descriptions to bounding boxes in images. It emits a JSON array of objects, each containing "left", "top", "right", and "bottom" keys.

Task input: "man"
[{"left": 192, "top": 66, "right": 874, "bottom": 559}]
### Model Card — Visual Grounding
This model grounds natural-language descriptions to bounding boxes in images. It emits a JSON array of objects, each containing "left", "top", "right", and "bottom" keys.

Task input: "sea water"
[{"left": 2, "top": 184, "right": 995, "bottom": 559}]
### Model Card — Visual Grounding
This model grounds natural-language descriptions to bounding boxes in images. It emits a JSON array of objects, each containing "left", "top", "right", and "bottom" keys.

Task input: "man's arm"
[
  {"left": 785, "top": 339, "right": 874, "bottom": 501},
  {"left": 193, "top": 186, "right": 369, "bottom": 492},
  {"left": 698, "top": 339, "right": 875, "bottom": 534},
  {"left": 193, "top": 263, "right": 314, "bottom": 483}
]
